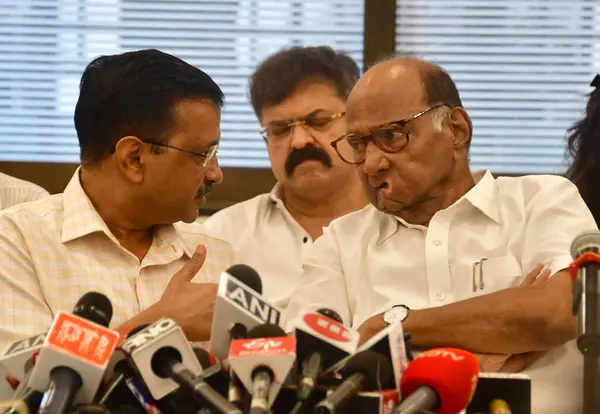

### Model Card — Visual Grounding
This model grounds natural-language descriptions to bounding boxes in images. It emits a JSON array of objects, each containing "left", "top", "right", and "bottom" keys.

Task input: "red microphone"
[{"left": 396, "top": 347, "right": 479, "bottom": 414}]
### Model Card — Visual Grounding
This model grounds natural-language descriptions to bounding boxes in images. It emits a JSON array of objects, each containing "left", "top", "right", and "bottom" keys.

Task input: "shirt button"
[
  {"left": 436, "top": 291, "right": 445, "bottom": 301},
  {"left": 432, "top": 239, "right": 442, "bottom": 246}
]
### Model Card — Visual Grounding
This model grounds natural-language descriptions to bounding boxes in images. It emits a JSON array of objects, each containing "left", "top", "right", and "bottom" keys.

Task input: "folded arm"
[{"left": 403, "top": 269, "right": 575, "bottom": 354}]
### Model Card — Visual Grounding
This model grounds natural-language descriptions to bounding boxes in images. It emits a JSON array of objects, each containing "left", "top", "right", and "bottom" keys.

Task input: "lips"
[{"left": 369, "top": 179, "right": 389, "bottom": 191}]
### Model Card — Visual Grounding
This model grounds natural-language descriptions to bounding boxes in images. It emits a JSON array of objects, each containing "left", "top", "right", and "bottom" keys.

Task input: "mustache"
[
  {"left": 284, "top": 145, "right": 333, "bottom": 176},
  {"left": 197, "top": 182, "right": 213, "bottom": 197}
]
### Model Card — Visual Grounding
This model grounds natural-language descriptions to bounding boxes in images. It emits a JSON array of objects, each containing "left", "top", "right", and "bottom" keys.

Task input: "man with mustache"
[
  {"left": 205, "top": 46, "right": 367, "bottom": 309},
  {"left": 284, "top": 57, "right": 597, "bottom": 412},
  {"left": 0, "top": 49, "right": 234, "bottom": 350}
]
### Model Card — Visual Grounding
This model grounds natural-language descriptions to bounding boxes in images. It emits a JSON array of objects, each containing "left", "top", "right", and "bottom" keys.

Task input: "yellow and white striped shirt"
[{"left": 0, "top": 170, "right": 235, "bottom": 351}]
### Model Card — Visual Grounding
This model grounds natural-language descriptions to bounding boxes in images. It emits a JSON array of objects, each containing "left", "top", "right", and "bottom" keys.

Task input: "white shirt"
[
  {"left": 0, "top": 169, "right": 235, "bottom": 351},
  {"left": 204, "top": 184, "right": 313, "bottom": 310},
  {"left": 285, "top": 171, "right": 597, "bottom": 414},
  {"left": 0, "top": 172, "right": 49, "bottom": 210}
]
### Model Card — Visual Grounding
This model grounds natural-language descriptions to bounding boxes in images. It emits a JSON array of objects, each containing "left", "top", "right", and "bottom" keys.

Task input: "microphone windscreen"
[
  {"left": 192, "top": 347, "right": 217, "bottom": 369},
  {"left": 247, "top": 323, "right": 286, "bottom": 339},
  {"left": 316, "top": 308, "right": 343, "bottom": 324},
  {"left": 340, "top": 350, "right": 394, "bottom": 390},
  {"left": 226, "top": 264, "right": 262, "bottom": 294},
  {"left": 400, "top": 347, "right": 479, "bottom": 414},
  {"left": 72, "top": 292, "right": 113, "bottom": 327}
]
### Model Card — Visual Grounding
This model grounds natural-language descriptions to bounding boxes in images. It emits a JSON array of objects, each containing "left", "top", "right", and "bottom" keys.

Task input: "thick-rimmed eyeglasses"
[
  {"left": 260, "top": 111, "right": 345, "bottom": 142},
  {"left": 139, "top": 139, "right": 218, "bottom": 167},
  {"left": 330, "top": 104, "right": 447, "bottom": 164}
]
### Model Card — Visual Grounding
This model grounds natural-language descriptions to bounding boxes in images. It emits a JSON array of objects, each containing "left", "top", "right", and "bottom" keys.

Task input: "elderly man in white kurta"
[{"left": 285, "top": 58, "right": 596, "bottom": 413}]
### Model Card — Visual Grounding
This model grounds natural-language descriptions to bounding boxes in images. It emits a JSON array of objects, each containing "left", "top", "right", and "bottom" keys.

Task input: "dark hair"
[
  {"left": 566, "top": 88, "right": 600, "bottom": 226},
  {"left": 421, "top": 64, "right": 463, "bottom": 109},
  {"left": 249, "top": 46, "right": 360, "bottom": 119},
  {"left": 74, "top": 49, "right": 224, "bottom": 163}
]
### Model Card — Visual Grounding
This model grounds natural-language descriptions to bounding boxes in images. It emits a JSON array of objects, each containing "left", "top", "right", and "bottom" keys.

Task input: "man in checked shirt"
[{"left": 0, "top": 49, "right": 235, "bottom": 350}]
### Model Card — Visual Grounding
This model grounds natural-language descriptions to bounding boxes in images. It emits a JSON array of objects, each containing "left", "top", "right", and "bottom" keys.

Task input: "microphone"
[
  {"left": 325, "top": 320, "right": 407, "bottom": 394},
  {"left": 4, "top": 351, "right": 43, "bottom": 414},
  {"left": 292, "top": 309, "right": 360, "bottom": 405},
  {"left": 228, "top": 324, "right": 296, "bottom": 414},
  {"left": 313, "top": 349, "right": 395, "bottom": 414},
  {"left": 96, "top": 358, "right": 162, "bottom": 414},
  {"left": 227, "top": 323, "right": 248, "bottom": 410},
  {"left": 569, "top": 230, "right": 600, "bottom": 356},
  {"left": 315, "top": 309, "right": 343, "bottom": 324},
  {"left": 395, "top": 347, "right": 479, "bottom": 414},
  {"left": 353, "top": 321, "right": 407, "bottom": 392},
  {"left": 209, "top": 264, "right": 283, "bottom": 362},
  {"left": 121, "top": 318, "right": 240, "bottom": 414},
  {"left": 29, "top": 292, "right": 120, "bottom": 413},
  {"left": 489, "top": 399, "right": 512, "bottom": 414},
  {"left": 120, "top": 318, "right": 203, "bottom": 400},
  {"left": 0, "top": 333, "right": 45, "bottom": 398},
  {"left": 149, "top": 345, "right": 241, "bottom": 413}
]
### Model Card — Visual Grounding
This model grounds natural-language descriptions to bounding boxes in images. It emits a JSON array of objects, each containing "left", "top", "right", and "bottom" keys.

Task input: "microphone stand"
[{"left": 573, "top": 268, "right": 600, "bottom": 414}]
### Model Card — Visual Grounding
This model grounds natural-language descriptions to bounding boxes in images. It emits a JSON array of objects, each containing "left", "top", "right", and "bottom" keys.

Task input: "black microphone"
[
  {"left": 316, "top": 309, "right": 343, "bottom": 324},
  {"left": 31, "top": 292, "right": 118, "bottom": 414},
  {"left": 313, "top": 350, "right": 395, "bottom": 414},
  {"left": 209, "top": 264, "right": 282, "bottom": 362},
  {"left": 218, "top": 264, "right": 261, "bottom": 410},
  {"left": 244, "top": 324, "right": 290, "bottom": 414},
  {"left": 296, "top": 309, "right": 345, "bottom": 404},
  {"left": 97, "top": 325, "right": 150, "bottom": 405},
  {"left": 227, "top": 323, "right": 248, "bottom": 410},
  {"left": 150, "top": 346, "right": 242, "bottom": 414},
  {"left": 227, "top": 264, "right": 263, "bottom": 293}
]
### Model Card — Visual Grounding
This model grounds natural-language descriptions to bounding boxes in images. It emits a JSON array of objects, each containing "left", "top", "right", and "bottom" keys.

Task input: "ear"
[
  {"left": 448, "top": 107, "right": 472, "bottom": 151},
  {"left": 114, "top": 136, "right": 147, "bottom": 184}
]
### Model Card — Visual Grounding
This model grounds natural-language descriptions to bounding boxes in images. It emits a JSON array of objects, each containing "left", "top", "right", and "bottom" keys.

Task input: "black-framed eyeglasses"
[
  {"left": 139, "top": 139, "right": 218, "bottom": 168},
  {"left": 260, "top": 111, "right": 345, "bottom": 142},
  {"left": 330, "top": 103, "right": 448, "bottom": 164}
]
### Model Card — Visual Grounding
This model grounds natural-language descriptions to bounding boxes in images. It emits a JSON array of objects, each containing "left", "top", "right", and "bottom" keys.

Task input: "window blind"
[
  {"left": 0, "top": 0, "right": 364, "bottom": 167},
  {"left": 396, "top": 0, "right": 600, "bottom": 174}
]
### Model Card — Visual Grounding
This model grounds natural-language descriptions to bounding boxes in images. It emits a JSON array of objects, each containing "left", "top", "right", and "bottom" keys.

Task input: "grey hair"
[{"left": 431, "top": 105, "right": 450, "bottom": 132}]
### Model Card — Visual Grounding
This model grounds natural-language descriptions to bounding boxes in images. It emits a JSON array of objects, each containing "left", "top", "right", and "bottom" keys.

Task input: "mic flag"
[
  {"left": 228, "top": 335, "right": 296, "bottom": 410},
  {"left": 28, "top": 311, "right": 119, "bottom": 403}
]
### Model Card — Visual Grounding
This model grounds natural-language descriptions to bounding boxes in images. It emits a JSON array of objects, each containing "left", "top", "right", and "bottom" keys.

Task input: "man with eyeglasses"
[
  {"left": 205, "top": 46, "right": 367, "bottom": 310},
  {"left": 0, "top": 49, "right": 234, "bottom": 351},
  {"left": 285, "top": 57, "right": 597, "bottom": 413}
]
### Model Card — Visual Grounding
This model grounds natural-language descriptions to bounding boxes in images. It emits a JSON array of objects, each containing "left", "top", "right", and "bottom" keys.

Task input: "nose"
[
  {"left": 289, "top": 123, "right": 317, "bottom": 151},
  {"left": 205, "top": 156, "right": 224, "bottom": 185},
  {"left": 361, "top": 141, "right": 389, "bottom": 176}
]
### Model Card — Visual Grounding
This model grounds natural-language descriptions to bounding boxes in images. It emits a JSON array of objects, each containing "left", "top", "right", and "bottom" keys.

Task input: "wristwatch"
[{"left": 383, "top": 304, "right": 410, "bottom": 327}]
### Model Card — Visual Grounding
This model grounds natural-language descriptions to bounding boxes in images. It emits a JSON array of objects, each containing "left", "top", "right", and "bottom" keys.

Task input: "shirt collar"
[
  {"left": 376, "top": 169, "right": 500, "bottom": 244},
  {"left": 268, "top": 182, "right": 284, "bottom": 205},
  {"left": 463, "top": 170, "right": 501, "bottom": 224},
  {"left": 61, "top": 168, "right": 190, "bottom": 257}
]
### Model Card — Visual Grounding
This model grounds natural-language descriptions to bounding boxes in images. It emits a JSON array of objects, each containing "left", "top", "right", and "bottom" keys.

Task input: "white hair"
[{"left": 431, "top": 105, "right": 449, "bottom": 132}]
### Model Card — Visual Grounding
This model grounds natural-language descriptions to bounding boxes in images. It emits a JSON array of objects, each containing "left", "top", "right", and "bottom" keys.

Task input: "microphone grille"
[
  {"left": 72, "top": 291, "right": 113, "bottom": 327},
  {"left": 571, "top": 230, "right": 600, "bottom": 259},
  {"left": 340, "top": 350, "right": 394, "bottom": 391},
  {"left": 226, "top": 264, "right": 262, "bottom": 294},
  {"left": 247, "top": 323, "right": 286, "bottom": 339},
  {"left": 316, "top": 308, "right": 343, "bottom": 324}
]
